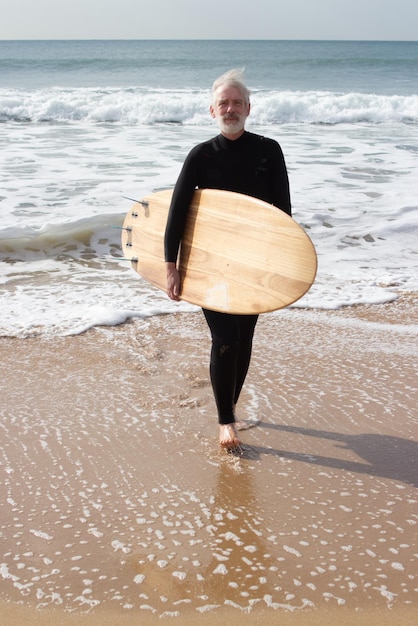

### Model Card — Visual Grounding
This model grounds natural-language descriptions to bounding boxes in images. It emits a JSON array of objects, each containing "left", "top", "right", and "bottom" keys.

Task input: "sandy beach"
[{"left": 1, "top": 295, "right": 417, "bottom": 625}]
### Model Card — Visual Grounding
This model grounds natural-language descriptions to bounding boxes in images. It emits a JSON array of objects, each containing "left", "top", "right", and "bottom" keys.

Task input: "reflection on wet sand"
[{"left": 124, "top": 460, "right": 283, "bottom": 615}]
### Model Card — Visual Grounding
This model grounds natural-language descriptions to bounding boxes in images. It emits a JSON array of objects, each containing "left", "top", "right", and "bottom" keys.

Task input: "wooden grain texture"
[{"left": 122, "top": 189, "right": 317, "bottom": 314}]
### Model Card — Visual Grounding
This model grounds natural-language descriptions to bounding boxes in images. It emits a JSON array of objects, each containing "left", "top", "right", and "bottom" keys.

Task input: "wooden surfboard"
[{"left": 121, "top": 188, "right": 317, "bottom": 314}]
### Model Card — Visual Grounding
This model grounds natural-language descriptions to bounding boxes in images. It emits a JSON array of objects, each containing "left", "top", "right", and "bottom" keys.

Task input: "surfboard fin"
[
  {"left": 116, "top": 257, "right": 138, "bottom": 263},
  {"left": 123, "top": 196, "right": 149, "bottom": 208}
]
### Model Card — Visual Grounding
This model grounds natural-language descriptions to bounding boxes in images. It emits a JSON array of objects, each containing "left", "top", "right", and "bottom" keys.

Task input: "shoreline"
[
  {"left": 0, "top": 295, "right": 417, "bottom": 624},
  {"left": 1, "top": 601, "right": 417, "bottom": 626}
]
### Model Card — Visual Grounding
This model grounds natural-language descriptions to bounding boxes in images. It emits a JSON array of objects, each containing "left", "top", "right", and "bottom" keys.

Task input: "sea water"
[{"left": 1, "top": 40, "right": 417, "bottom": 337}]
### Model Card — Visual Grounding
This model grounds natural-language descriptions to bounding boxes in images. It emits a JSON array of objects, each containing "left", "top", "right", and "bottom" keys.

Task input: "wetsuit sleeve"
[
  {"left": 270, "top": 141, "right": 292, "bottom": 216},
  {"left": 164, "top": 147, "right": 199, "bottom": 263}
]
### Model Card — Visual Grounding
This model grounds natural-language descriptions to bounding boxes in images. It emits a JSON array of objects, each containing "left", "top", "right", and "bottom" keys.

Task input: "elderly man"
[{"left": 164, "top": 69, "right": 291, "bottom": 450}]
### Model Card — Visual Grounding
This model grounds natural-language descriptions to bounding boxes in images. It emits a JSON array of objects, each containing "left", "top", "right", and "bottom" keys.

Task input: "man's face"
[{"left": 210, "top": 85, "right": 250, "bottom": 139}]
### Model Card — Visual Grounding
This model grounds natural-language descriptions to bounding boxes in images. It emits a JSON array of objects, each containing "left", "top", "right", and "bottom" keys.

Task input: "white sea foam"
[
  {"left": 1, "top": 88, "right": 418, "bottom": 125},
  {"left": 1, "top": 115, "right": 416, "bottom": 339}
]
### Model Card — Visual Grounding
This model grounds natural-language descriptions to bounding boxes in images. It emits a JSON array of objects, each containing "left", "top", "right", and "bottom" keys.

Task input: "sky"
[{"left": 2, "top": 0, "right": 418, "bottom": 41}]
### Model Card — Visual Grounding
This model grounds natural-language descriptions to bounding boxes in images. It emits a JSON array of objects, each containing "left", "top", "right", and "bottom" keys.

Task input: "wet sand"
[{"left": 1, "top": 295, "right": 417, "bottom": 625}]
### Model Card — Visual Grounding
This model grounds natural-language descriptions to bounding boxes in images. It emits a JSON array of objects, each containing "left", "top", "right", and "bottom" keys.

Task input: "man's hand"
[{"left": 166, "top": 262, "right": 181, "bottom": 300}]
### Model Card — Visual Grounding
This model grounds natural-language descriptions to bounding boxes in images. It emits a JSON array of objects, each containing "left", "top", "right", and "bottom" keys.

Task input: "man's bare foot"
[{"left": 219, "top": 423, "right": 241, "bottom": 450}]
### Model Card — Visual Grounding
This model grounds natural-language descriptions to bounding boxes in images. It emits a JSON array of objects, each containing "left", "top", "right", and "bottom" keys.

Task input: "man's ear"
[{"left": 209, "top": 105, "right": 216, "bottom": 119}]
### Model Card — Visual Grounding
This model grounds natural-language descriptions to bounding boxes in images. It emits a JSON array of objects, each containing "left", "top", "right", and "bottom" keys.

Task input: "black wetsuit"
[{"left": 164, "top": 131, "right": 291, "bottom": 424}]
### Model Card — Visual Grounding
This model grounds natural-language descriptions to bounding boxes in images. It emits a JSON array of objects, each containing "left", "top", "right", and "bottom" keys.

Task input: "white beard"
[{"left": 216, "top": 114, "right": 246, "bottom": 136}]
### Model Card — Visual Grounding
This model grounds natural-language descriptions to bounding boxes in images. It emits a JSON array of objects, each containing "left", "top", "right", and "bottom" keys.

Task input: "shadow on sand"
[{"left": 242, "top": 423, "right": 418, "bottom": 488}]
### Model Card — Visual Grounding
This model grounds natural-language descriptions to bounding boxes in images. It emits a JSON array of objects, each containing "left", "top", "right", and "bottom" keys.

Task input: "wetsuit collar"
[{"left": 218, "top": 131, "right": 249, "bottom": 147}]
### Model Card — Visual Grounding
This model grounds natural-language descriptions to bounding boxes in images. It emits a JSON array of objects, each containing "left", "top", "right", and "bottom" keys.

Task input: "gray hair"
[{"left": 211, "top": 68, "right": 251, "bottom": 105}]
